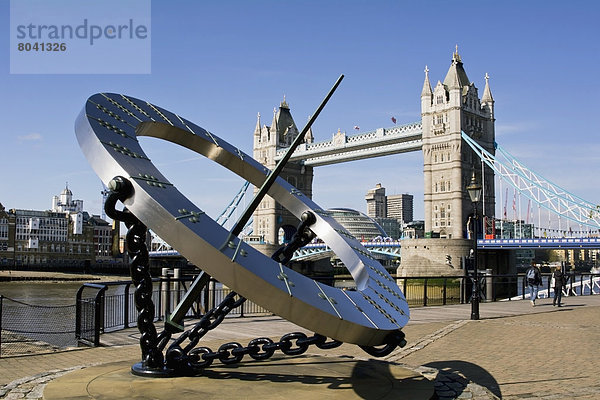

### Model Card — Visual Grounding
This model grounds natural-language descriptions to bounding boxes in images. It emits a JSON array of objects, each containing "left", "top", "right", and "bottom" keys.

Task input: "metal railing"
[
  {"left": 0, "top": 295, "right": 77, "bottom": 358},
  {"left": 2, "top": 272, "right": 599, "bottom": 357},
  {"left": 74, "top": 275, "right": 272, "bottom": 346}
]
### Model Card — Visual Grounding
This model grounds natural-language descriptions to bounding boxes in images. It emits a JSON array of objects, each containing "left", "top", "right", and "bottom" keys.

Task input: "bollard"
[
  {"left": 161, "top": 268, "right": 171, "bottom": 321},
  {"left": 173, "top": 268, "right": 181, "bottom": 307},
  {"left": 485, "top": 269, "right": 493, "bottom": 302}
]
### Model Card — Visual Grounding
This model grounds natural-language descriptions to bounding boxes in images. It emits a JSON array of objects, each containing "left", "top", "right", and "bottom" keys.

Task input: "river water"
[{"left": 0, "top": 281, "right": 87, "bottom": 306}]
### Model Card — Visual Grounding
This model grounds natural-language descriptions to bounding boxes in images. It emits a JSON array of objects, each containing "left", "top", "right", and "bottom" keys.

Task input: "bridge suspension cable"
[
  {"left": 462, "top": 132, "right": 600, "bottom": 230},
  {"left": 215, "top": 181, "right": 251, "bottom": 228},
  {"left": 151, "top": 181, "right": 254, "bottom": 251}
]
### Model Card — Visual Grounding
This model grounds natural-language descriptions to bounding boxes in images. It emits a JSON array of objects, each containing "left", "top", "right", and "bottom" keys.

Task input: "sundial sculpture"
[{"left": 75, "top": 76, "right": 410, "bottom": 376}]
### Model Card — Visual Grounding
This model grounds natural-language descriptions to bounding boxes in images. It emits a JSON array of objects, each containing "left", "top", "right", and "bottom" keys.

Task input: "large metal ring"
[{"left": 75, "top": 93, "right": 409, "bottom": 345}]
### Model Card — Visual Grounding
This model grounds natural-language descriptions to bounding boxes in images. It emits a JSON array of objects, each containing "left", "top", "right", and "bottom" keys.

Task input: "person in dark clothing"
[
  {"left": 526, "top": 263, "right": 543, "bottom": 306},
  {"left": 552, "top": 267, "right": 567, "bottom": 307}
]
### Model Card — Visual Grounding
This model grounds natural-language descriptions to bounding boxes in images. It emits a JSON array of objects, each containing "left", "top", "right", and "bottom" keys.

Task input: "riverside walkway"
[{"left": 1, "top": 296, "right": 599, "bottom": 399}]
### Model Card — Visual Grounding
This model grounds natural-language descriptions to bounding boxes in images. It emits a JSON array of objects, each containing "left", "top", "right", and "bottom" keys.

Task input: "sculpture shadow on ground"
[
  {"left": 199, "top": 357, "right": 433, "bottom": 399},
  {"left": 423, "top": 360, "right": 501, "bottom": 398}
]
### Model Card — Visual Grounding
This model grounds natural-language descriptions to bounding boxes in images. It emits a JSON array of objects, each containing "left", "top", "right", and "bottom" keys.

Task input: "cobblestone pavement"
[
  {"left": 2, "top": 296, "right": 599, "bottom": 399},
  {"left": 392, "top": 300, "right": 600, "bottom": 399}
]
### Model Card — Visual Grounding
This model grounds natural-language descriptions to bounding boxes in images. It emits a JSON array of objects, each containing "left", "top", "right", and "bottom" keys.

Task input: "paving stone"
[
  {"left": 5, "top": 393, "right": 25, "bottom": 399},
  {"left": 25, "top": 385, "right": 44, "bottom": 399}
]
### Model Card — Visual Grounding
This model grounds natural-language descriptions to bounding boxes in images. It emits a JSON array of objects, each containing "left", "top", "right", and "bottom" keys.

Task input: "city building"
[
  {"left": 402, "top": 220, "right": 425, "bottom": 239},
  {"left": 365, "top": 183, "right": 386, "bottom": 218},
  {"left": 0, "top": 203, "right": 9, "bottom": 256},
  {"left": 52, "top": 184, "right": 83, "bottom": 213},
  {"left": 494, "top": 219, "right": 534, "bottom": 239},
  {"left": 365, "top": 184, "right": 413, "bottom": 237},
  {"left": 327, "top": 208, "right": 387, "bottom": 241},
  {"left": 374, "top": 217, "right": 401, "bottom": 239},
  {"left": 0, "top": 186, "right": 118, "bottom": 268},
  {"left": 387, "top": 193, "right": 413, "bottom": 225},
  {"left": 88, "top": 214, "right": 113, "bottom": 260}
]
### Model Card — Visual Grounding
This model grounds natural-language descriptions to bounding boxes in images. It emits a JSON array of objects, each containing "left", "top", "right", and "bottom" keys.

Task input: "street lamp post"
[{"left": 467, "top": 172, "right": 482, "bottom": 320}]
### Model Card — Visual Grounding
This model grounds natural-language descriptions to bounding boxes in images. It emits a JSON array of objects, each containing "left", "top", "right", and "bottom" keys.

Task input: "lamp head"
[{"left": 467, "top": 171, "right": 482, "bottom": 204}]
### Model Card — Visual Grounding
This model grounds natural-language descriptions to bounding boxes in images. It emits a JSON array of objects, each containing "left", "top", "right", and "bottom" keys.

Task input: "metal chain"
[
  {"left": 165, "top": 291, "right": 246, "bottom": 372},
  {"left": 105, "top": 176, "right": 169, "bottom": 370},
  {"left": 166, "top": 290, "right": 342, "bottom": 372},
  {"left": 105, "top": 176, "right": 405, "bottom": 375},
  {"left": 271, "top": 211, "right": 317, "bottom": 264}
]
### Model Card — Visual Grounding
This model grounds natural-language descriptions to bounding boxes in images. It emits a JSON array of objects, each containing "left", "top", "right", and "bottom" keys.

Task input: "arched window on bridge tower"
[{"left": 287, "top": 176, "right": 297, "bottom": 188}]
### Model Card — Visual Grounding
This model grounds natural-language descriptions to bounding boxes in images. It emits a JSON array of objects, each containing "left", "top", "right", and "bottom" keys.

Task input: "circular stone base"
[{"left": 43, "top": 355, "right": 435, "bottom": 400}]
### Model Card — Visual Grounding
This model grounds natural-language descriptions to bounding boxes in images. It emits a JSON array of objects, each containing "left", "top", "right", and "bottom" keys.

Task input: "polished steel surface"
[{"left": 75, "top": 93, "right": 409, "bottom": 345}]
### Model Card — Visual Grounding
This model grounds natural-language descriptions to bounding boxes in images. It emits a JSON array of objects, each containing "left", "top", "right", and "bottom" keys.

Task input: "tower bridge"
[
  {"left": 249, "top": 48, "right": 496, "bottom": 275},
  {"left": 150, "top": 48, "right": 600, "bottom": 275}
]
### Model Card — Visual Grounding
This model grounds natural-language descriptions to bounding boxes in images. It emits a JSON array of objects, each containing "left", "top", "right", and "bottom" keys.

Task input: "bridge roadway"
[
  {"left": 477, "top": 237, "right": 600, "bottom": 249},
  {"left": 150, "top": 237, "right": 600, "bottom": 262},
  {"left": 275, "top": 121, "right": 423, "bottom": 166},
  {"left": 2, "top": 296, "right": 600, "bottom": 399}
]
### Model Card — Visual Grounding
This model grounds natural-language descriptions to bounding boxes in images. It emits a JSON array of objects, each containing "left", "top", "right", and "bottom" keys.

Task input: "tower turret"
[
  {"left": 253, "top": 112, "right": 261, "bottom": 149},
  {"left": 421, "top": 65, "right": 433, "bottom": 109},
  {"left": 481, "top": 73, "right": 495, "bottom": 119}
]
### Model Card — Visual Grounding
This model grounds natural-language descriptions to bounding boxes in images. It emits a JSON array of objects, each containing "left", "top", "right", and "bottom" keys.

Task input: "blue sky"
[{"left": 1, "top": 0, "right": 599, "bottom": 224}]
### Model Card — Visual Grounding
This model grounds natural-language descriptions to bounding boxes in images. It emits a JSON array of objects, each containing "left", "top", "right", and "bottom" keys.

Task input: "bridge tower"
[
  {"left": 252, "top": 98, "right": 314, "bottom": 253},
  {"left": 421, "top": 48, "right": 496, "bottom": 239}
]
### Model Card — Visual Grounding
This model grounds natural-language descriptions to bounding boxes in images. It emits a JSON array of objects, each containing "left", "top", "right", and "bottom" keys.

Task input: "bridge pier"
[
  {"left": 397, "top": 238, "right": 471, "bottom": 277},
  {"left": 397, "top": 238, "right": 516, "bottom": 277}
]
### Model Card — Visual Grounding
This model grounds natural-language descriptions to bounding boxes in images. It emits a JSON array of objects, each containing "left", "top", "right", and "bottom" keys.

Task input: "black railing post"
[
  {"left": 211, "top": 279, "right": 216, "bottom": 310},
  {"left": 462, "top": 265, "right": 468, "bottom": 304},
  {"left": 100, "top": 290, "right": 106, "bottom": 334},
  {"left": 442, "top": 278, "right": 447, "bottom": 305},
  {"left": 94, "top": 286, "right": 107, "bottom": 346},
  {"left": 123, "top": 283, "right": 130, "bottom": 329},
  {"left": 568, "top": 272, "right": 574, "bottom": 296},
  {"left": 423, "top": 278, "right": 428, "bottom": 307},
  {"left": 75, "top": 286, "right": 83, "bottom": 340},
  {"left": 239, "top": 299, "right": 245, "bottom": 318}
]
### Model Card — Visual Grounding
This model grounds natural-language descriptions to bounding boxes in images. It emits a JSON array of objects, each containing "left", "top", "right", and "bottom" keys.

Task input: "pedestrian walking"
[
  {"left": 525, "top": 263, "right": 543, "bottom": 306},
  {"left": 552, "top": 266, "right": 567, "bottom": 307}
]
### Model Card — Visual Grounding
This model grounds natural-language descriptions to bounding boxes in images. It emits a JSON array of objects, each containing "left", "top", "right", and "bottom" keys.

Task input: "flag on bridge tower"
[{"left": 391, "top": 117, "right": 397, "bottom": 124}]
